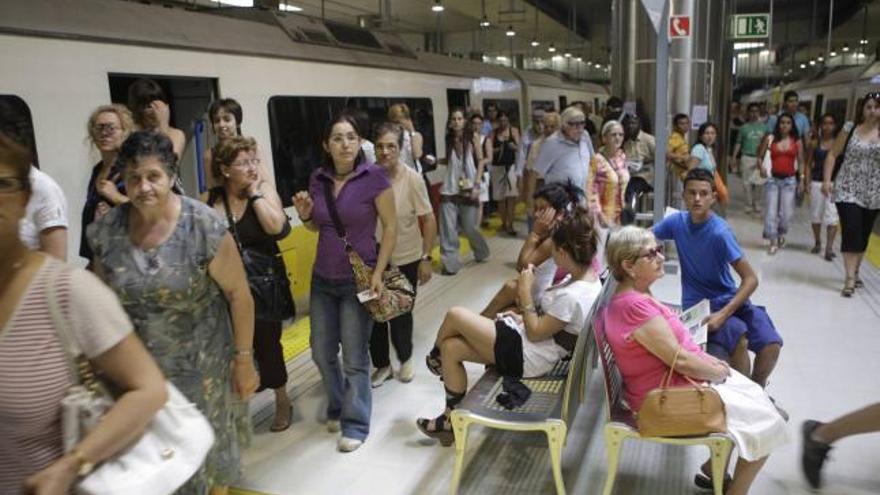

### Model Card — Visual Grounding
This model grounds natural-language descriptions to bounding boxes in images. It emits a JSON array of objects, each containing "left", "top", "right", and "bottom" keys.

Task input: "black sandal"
[
  {"left": 694, "top": 472, "right": 732, "bottom": 491},
  {"left": 416, "top": 413, "right": 454, "bottom": 446},
  {"left": 854, "top": 278, "right": 864, "bottom": 289},
  {"left": 426, "top": 353, "right": 443, "bottom": 377}
]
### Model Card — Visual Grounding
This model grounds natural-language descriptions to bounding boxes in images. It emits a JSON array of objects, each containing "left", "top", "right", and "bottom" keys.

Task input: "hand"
[
  {"left": 496, "top": 310, "right": 524, "bottom": 327},
  {"left": 796, "top": 181, "right": 805, "bottom": 196},
  {"left": 759, "top": 167, "right": 768, "bottom": 179},
  {"left": 370, "top": 269, "right": 385, "bottom": 295},
  {"left": 94, "top": 201, "right": 111, "bottom": 219},
  {"left": 418, "top": 260, "right": 433, "bottom": 285},
  {"left": 232, "top": 357, "right": 259, "bottom": 400},
  {"left": 703, "top": 311, "right": 729, "bottom": 333},
  {"left": 469, "top": 185, "right": 481, "bottom": 202},
  {"left": 532, "top": 207, "right": 557, "bottom": 238},
  {"left": 96, "top": 179, "right": 122, "bottom": 204},
  {"left": 246, "top": 178, "right": 262, "bottom": 198},
  {"left": 23, "top": 455, "right": 79, "bottom": 495},
  {"left": 292, "top": 191, "right": 314, "bottom": 220},
  {"left": 821, "top": 181, "right": 832, "bottom": 197},
  {"left": 710, "top": 359, "right": 731, "bottom": 383},
  {"left": 149, "top": 100, "right": 171, "bottom": 132},
  {"left": 517, "top": 264, "right": 536, "bottom": 297}
]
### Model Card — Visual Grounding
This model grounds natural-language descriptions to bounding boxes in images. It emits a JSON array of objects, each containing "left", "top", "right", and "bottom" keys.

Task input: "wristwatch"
[{"left": 248, "top": 192, "right": 265, "bottom": 202}]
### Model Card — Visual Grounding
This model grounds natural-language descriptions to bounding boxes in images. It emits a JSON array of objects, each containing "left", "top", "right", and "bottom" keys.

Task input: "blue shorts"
[{"left": 706, "top": 302, "right": 783, "bottom": 360}]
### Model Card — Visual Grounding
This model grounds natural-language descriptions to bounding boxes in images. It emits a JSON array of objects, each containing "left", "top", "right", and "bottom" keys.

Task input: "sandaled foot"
[
  {"left": 768, "top": 244, "right": 778, "bottom": 255},
  {"left": 841, "top": 279, "right": 855, "bottom": 297},
  {"left": 269, "top": 401, "right": 292, "bottom": 432},
  {"left": 810, "top": 244, "right": 822, "bottom": 254},
  {"left": 416, "top": 413, "right": 454, "bottom": 446},
  {"left": 824, "top": 251, "right": 836, "bottom": 261},
  {"left": 778, "top": 237, "right": 786, "bottom": 248},
  {"left": 854, "top": 277, "right": 864, "bottom": 289}
]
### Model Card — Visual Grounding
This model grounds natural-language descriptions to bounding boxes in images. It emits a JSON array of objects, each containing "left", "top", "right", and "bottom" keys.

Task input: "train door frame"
[{"left": 558, "top": 95, "right": 568, "bottom": 110}]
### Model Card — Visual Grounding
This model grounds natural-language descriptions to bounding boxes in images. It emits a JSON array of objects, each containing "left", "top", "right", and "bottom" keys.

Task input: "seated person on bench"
[
  {"left": 418, "top": 209, "right": 602, "bottom": 446},
  {"left": 652, "top": 168, "right": 783, "bottom": 389},
  {"left": 481, "top": 181, "right": 583, "bottom": 318},
  {"left": 603, "top": 226, "right": 789, "bottom": 495}
]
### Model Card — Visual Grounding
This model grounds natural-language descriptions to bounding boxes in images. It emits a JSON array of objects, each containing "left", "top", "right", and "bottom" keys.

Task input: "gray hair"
[
  {"left": 602, "top": 119, "right": 624, "bottom": 136},
  {"left": 560, "top": 106, "right": 586, "bottom": 124},
  {"left": 606, "top": 225, "right": 656, "bottom": 281}
]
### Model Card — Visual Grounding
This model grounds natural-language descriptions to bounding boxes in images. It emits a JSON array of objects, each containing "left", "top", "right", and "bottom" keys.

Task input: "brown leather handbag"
[{"left": 636, "top": 347, "right": 727, "bottom": 437}]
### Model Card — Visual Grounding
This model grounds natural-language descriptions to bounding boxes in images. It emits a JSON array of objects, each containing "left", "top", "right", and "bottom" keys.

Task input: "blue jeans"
[
  {"left": 763, "top": 176, "right": 796, "bottom": 240},
  {"left": 310, "top": 273, "right": 373, "bottom": 441}
]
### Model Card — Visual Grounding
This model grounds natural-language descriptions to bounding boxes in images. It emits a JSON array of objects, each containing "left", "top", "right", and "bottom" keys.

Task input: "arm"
[
  {"left": 586, "top": 156, "right": 608, "bottom": 226},
  {"left": 515, "top": 265, "right": 568, "bottom": 342},
  {"left": 208, "top": 233, "right": 258, "bottom": 399},
  {"left": 25, "top": 335, "right": 168, "bottom": 494},
  {"left": 411, "top": 131, "right": 424, "bottom": 161},
  {"left": 292, "top": 191, "right": 317, "bottom": 232},
  {"left": 371, "top": 188, "right": 397, "bottom": 292},
  {"left": 797, "top": 142, "right": 806, "bottom": 191},
  {"left": 518, "top": 206, "right": 557, "bottom": 269},
  {"left": 249, "top": 179, "right": 288, "bottom": 236},
  {"left": 473, "top": 135, "right": 488, "bottom": 200},
  {"left": 418, "top": 212, "right": 437, "bottom": 284},
  {"left": 804, "top": 140, "right": 815, "bottom": 184},
  {"left": 39, "top": 227, "right": 68, "bottom": 261},
  {"left": 705, "top": 257, "right": 758, "bottom": 332},
  {"left": 631, "top": 316, "right": 729, "bottom": 382},
  {"left": 822, "top": 129, "right": 850, "bottom": 196}
]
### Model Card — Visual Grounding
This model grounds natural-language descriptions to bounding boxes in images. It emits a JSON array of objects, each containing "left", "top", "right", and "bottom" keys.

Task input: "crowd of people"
[{"left": 0, "top": 76, "right": 878, "bottom": 494}]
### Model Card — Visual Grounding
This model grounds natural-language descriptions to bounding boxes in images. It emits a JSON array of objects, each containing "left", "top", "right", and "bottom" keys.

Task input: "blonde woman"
[{"left": 80, "top": 104, "right": 135, "bottom": 262}]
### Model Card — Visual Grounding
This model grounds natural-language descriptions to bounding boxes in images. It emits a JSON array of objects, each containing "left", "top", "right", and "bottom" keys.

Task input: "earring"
[{"left": 224, "top": 173, "right": 230, "bottom": 178}]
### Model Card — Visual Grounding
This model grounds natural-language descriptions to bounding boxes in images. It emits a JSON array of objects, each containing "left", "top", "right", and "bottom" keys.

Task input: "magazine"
[{"left": 679, "top": 299, "right": 710, "bottom": 346}]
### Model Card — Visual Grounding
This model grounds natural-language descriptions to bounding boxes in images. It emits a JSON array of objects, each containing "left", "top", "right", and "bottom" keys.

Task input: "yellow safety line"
[
  {"left": 867, "top": 233, "right": 880, "bottom": 269},
  {"left": 230, "top": 488, "right": 277, "bottom": 495}
]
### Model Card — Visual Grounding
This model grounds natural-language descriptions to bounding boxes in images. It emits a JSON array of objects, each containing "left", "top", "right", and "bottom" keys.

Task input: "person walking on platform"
[
  {"left": 370, "top": 122, "right": 437, "bottom": 387},
  {"left": 486, "top": 111, "right": 521, "bottom": 235},
  {"left": 758, "top": 113, "right": 804, "bottom": 255},
  {"left": 666, "top": 113, "right": 691, "bottom": 209},
  {"left": 88, "top": 131, "right": 259, "bottom": 495},
  {"left": 802, "top": 402, "right": 880, "bottom": 489},
  {"left": 387, "top": 103, "right": 424, "bottom": 173},
  {"left": 533, "top": 106, "right": 595, "bottom": 193},
  {"left": 653, "top": 169, "right": 785, "bottom": 394},
  {"left": 822, "top": 92, "right": 880, "bottom": 297},
  {"left": 588, "top": 120, "right": 629, "bottom": 268},
  {"left": 523, "top": 110, "right": 561, "bottom": 229},
  {"left": 732, "top": 103, "right": 768, "bottom": 214},
  {"left": 766, "top": 90, "right": 811, "bottom": 143},
  {"left": 438, "top": 108, "right": 489, "bottom": 275},
  {"left": 207, "top": 136, "right": 293, "bottom": 433},
  {"left": 518, "top": 108, "right": 545, "bottom": 230},
  {"left": 805, "top": 113, "right": 840, "bottom": 260},
  {"left": 292, "top": 113, "right": 397, "bottom": 452}
]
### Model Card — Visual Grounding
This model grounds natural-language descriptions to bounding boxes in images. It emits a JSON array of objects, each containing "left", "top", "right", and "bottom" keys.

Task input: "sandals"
[
  {"left": 768, "top": 244, "right": 778, "bottom": 255},
  {"left": 842, "top": 279, "right": 855, "bottom": 298},
  {"left": 854, "top": 277, "right": 864, "bottom": 289},
  {"left": 810, "top": 244, "right": 822, "bottom": 254},
  {"left": 694, "top": 472, "right": 732, "bottom": 492},
  {"left": 416, "top": 413, "right": 454, "bottom": 446},
  {"left": 425, "top": 353, "right": 443, "bottom": 377},
  {"left": 824, "top": 251, "right": 836, "bottom": 261}
]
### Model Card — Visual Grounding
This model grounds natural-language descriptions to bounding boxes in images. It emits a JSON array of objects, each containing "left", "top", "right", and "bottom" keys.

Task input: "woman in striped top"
[{"left": 0, "top": 132, "right": 167, "bottom": 495}]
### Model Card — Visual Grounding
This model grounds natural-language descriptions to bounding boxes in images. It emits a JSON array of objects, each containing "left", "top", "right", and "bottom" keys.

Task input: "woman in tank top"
[
  {"left": 758, "top": 113, "right": 804, "bottom": 254},
  {"left": 208, "top": 136, "right": 293, "bottom": 433},
  {"left": 486, "top": 111, "right": 521, "bottom": 235},
  {"left": 804, "top": 113, "right": 839, "bottom": 260}
]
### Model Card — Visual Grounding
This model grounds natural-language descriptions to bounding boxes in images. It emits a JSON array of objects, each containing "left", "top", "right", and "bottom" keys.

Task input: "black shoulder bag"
[{"left": 221, "top": 191, "right": 295, "bottom": 322}]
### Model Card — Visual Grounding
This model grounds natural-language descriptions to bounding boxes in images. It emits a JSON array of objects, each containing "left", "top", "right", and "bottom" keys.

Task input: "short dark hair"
[
  {"left": 673, "top": 113, "right": 690, "bottom": 126},
  {"left": 772, "top": 113, "right": 800, "bottom": 141},
  {"left": 606, "top": 96, "right": 623, "bottom": 109},
  {"left": 116, "top": 130, "right": 178, "bottom": 178},
  {"left": 747, "top": 102, "right": 760, "bottom": 112},
  {"left": 373, "top": 121, "right": 405, "bottom": 147},
  {"left": 783, "top": 90, "right": 799, "bottom": 102},
  {"left": 127, "top": 79, "right": 168, "bottom": 125},
  {"left": 322, "top": 112, "right": 367, "bottom": 170},
  {"left": 683, "top": 168, "right": 715, "bottom": 191},
  {"left": 208, "top": 98, "right": 243, "bottom": 136},
  {"left": 0, "top": 132, "right": 33, "bottom": 195}
]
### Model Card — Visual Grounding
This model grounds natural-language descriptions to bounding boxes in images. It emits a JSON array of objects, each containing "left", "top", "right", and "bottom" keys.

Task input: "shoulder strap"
[
  {"left": 45, "top": 262, "right": 88, "bottom": 385},
  {"left": 841, "top": 125, "right": 857, "bottom": 157},
  {"left": 220, "top": 189, "right": 244, "bottom": 252},
  {"left": 321, "top": 179, "right": 350, "bottom": 248}
]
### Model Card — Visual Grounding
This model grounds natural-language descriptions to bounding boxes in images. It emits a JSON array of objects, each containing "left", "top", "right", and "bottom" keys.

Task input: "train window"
[
  {"left": 0, "top": 95, "right": 39, "bottom": 168},
  {"left": 558, "top": 95, "right": 568, "bottom": 110},
  {"left": 825, "top": 98, "right": 848, "bottom": 127},
  {"left": 447, "top": 89, "right": 470, "bottom": 110},
  {"left": 531, "top": 100, "right": 555, "bottom": 112},
  {"left": 267, "top": 96, "right": 435, "bottom": 206},
  {"left": 483, "top": 99, "right": 520, "bottom": 128}
]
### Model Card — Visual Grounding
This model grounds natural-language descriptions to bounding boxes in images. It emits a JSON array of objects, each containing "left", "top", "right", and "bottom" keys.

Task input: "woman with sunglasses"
[{"left": 822, "top": 92, "right": 880, "bottom": 297}]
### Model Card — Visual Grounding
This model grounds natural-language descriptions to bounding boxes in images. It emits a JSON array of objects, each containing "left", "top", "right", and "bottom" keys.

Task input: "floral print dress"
[{"left": 87, "top": 196, "right": 244, "bottom": 494}]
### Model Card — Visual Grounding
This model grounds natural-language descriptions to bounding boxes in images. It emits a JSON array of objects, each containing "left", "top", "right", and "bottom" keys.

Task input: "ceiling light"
[
  {"left": 217, "top": 0, "right": 254, "bottom": 5},
  {"left": 830, "top": 50, "right": 837, "bottom": 57},
  {"left": 551, "top": 55, "right": 563, "bottom": 61},
  {"left": 858, "top": 52, "right": 867, "bottom": 58},
  {"left": 576, "top": 56, "right": 582, "bottom": 62},
  {"left": 800, "top": 63, "right": 806, "bottom": 68},
  {"left": 861, "top": 38, "right": 869, "bottom": 45},
  {"left": 817, "top": 53, "right": 824, "bottom": 62},
  {"left": 809, "top": 59, "right": 816, "bottom": 66},
  {"left": 531, "top": 38, "right": 540, "bottom": 47},
  {"left": 431, "top": 0, "right": 444, "bottom": 13},
  {"left": 564, "top": 52, "right": 572, "bottom": 58},
  {"left": 506, "top": 25, "right": 516, "bottom": 36},
  {"left": 279, "top": 2, "right": 302, "bottom": 11},
  {"left": 594, "top": 63, "right": 602, "bottom": 69},
  {"left": 479, "top": 15, "right": 490, "bottom": 27},
  {"left": 548, "top": 43, "right": 556, "bottom": 52},
  {"left": 842, "top": 43, "right": 850, "bottom": 52},
  {"left": 733, "top": 42, "right": 765, "bottom": 50}
]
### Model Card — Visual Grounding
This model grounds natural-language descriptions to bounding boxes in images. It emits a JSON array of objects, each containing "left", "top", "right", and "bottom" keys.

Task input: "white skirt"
[{"left": 711, "top": 370, "right": 790, "bottom": 461}]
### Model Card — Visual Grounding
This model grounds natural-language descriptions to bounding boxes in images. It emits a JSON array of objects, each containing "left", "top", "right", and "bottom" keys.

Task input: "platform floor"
[{"left": 234, "top": 176, "right": 880, "bottom": 495}]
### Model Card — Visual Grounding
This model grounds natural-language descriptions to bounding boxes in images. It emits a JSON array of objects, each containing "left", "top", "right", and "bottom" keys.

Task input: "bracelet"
[
  {"left": 298, "top": 215, "right": 312, "bottom": 223},
  {"left": 234, "top": 349, "right": 253, "bottom": 357}
]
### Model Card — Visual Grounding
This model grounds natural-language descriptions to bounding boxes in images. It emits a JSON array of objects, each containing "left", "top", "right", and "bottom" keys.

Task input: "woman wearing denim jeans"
[
  {"left": 758, "top": 114, "right": 803, "bottom": 255},
  {"left": 292, "top": 113, "right": 397, "bottom": 452}
]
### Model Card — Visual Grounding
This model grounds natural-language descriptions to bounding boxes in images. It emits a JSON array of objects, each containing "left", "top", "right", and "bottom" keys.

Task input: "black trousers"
[
  {"left": 254, "top": 318, "right": 288, "bottom": 391},
  {"left": 370, "top": 260, "right": 420, "bottom": 368},
  {"left": 836, "top": 202, "right": 880, "bottom": 253}
]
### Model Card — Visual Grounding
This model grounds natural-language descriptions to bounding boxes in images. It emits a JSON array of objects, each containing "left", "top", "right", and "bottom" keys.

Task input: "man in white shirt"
[{"left": 20, "top": 166, "right": 68, "bottom": 260}]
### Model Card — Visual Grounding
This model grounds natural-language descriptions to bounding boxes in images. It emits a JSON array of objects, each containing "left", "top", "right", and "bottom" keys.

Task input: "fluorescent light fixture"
[
  {"left": 217, "top": 0, "right": 253, "bottom": 5},
  {"left": 800, "top": 63, "right": 806, "bottom": 68},
  {"left": 506, "top": 25, "right": 516, "bottom": 36},
  {"left": 817, "top": 54, "right": 824, "bottom": 62},
  {"left": 432, "top": 0, "right": 444, "bottom": 13},
  {"left": 548, "top": 43, "right": 556, "bottom": 52},
  {"left": 552, "top": 55, "right": 563, "bottom": 61},
  {"left": 564, "top": 52, "right": 572, "bottom": 58},
  {"left": 479, "top": 16, "right": 490, "bottom": 27},
  {"left": 760, "top": 49, "right": 770, "bottom": 56},
  {"left": 530, "top": 38, "right": 539, "bottom": 47},
  {"left": 809, "top": 59, "right": 816, "bottom": 66},
  {"left": 733, "top": 42, "right": 765, "bottom": 50},
  {"left": 830, "top": 50, "right": 837, "bottom": 57},
  {"left": 594, "top": 63, "right": 602, "bottom": 69},
  {"left": 858, "top": 52, "right": 867, "bottom": 58},
  {"left": 861, "top": 38, "right": 869, "bottom": 45},
  {"left": 496, "top": 55, "right": 508, "bottom": 61},
  {"left": 842, "top": 43, "right": 850, "bottom": 52},
  {"left": 279, "top": 2, "right": 302, "bottom": 11},
  {"left": 576, "top": 56, "right": 582, "bottom": 62}
]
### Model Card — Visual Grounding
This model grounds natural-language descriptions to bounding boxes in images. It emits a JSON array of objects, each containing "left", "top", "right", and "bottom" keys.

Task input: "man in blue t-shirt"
[
  {"left": 766, "top": 90, "right": 811, "bottom": 141},
  {"left": 653, "top": 168, "right": 783, "bottom": 388}
]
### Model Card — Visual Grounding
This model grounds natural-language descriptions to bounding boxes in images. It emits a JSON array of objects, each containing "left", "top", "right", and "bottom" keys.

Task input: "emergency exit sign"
[{"left": 730, "top": 13, "right": 770, "bottom": 39}]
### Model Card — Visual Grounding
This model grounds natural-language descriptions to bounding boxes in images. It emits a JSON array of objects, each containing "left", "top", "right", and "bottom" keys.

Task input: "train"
[{"left": 0, "top": 0, "right": 608, "bottom": 287}]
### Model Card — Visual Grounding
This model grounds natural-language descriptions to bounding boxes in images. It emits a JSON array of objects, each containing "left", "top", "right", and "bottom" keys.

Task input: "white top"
[
  {"left": 400, "top": 131, "right": 423, "bottom": 174},
  {"left": 361, "top": 140, "right": 377, "bottom": 165},
  {"left": 376, "top": 166, "right": 433, "bottom": 266},
  {"left": 19, "top": 167, "right": 69, "bottom": 250},
  {"left": 515, "top": 276, "right": 602, "bottom": 377},
  {"left": 440, "top": 144, "right": 477, "bottom": 196}
]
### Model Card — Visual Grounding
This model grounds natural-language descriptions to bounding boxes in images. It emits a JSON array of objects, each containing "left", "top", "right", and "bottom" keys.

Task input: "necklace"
[{"left": 334, "top": 170, "right": 354, "bottom": 180}]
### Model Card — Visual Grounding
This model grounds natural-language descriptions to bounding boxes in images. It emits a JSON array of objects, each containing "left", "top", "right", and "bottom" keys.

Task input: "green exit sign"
[{"left": 730, "top": 14, "right": 771, "bottom": 39}]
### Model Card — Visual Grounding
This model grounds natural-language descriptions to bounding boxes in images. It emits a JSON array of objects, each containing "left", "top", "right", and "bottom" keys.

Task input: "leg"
[
  {"left": 809, "top": 181, "right": 824, "bottom": 250},
  {"left": 439, "top": 199, "right": 462, "bottom": 273},
  {"left": 835, "top": 202, "right": 864, "bottom": 293},
  {"left": 440, "top": 336, "right": 489, "bottom": 393},
  {"left": 814, "top": 402, "right": 880, "bottom": 444},
  {"left": 460, "top": 202, "right": 490, "bottom": 262},
  {"left": 370, "top": 320, "right": 391, "bottom": 368},
  {"left": 777, "top": 177, "right": 797, "bottom": 242},
  {"left": 854, "top": 208, "right": 880, "bottom": 285},
  {"left": 338, "top": 283, "right": 374, "bottom": 441},
  {"left": 763, "top": 179, "right": 780, "bottom": 245},
  {"left": 727, "top": 456, "right": 768, "bottom": 495},
  {"left": 751, "top": 343, "right": 780, "bottom": 388},
  {"left": 707, "top": 309, "right": 748, "bottom": 373},
  {"left": 389, "top": 261, "right": 420, "bottom": 365},
  {"left": 825, "top": 224, "right": 838, "bottom": 258},
  {"left": 309, "top": 277, "right": 344, "bottom": 422},
  {"left": 253, "top": 319, "right": 288, "bottom": 391},
  {"left": 480, "top": 278, "right": 519, "bottom": 318},
  {"left": 729, "top": 335, "right": 751, "bottom": 378},
  {"left": 740, "top": 304, "right": 783, "bottom": 387},
  {"left": 435, "top": 307, "right": 497, "bottom": 363}
]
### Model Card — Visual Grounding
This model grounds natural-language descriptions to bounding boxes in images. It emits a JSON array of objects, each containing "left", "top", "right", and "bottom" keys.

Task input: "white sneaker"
[
  {"left": 398, "top": 359, "right": 414, "bottom": 383},
  {"left": 371, "top": 366, "right": 393, "bottom": 388},
  {"left": 337, "top": 437, "right": 363, "bottom": 452},
  {"left": 326, "top": 420, "right": 341, "bottom": 433}
]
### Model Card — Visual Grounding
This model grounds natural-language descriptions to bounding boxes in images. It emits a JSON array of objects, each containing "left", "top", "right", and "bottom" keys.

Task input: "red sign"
[{"left": 669, "top": 15, "right": 691, "bottom": 38}]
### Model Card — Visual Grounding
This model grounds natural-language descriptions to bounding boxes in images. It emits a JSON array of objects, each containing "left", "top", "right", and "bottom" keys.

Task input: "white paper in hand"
[{"left": 680, "top": 299, "right": 710, "bottom": 346}]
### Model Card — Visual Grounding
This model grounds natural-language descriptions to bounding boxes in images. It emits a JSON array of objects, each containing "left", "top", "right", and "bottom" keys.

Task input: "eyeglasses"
[
  {"left": 0, "top": 176, "right": 28, "bottom": 194},
  {"left": 92, "top": 123, "right": 120, "bottom": 135},
  {"left": 231, "top": 157, "right": 260, "bottom": 169},
  {"left": 565, "top": 120, "right": 586, "bottom": 127},
  {"left": 639, "top": 245, "right": 665, "bottom": 261}
]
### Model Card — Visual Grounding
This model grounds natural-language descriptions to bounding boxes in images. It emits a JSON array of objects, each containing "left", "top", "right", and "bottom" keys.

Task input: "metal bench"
[
  {"left": 448, "top": 280, "right": 615, "bottom": 495},
  {"left": 592, "top": 290, "right": 734, "bottom": 495}
]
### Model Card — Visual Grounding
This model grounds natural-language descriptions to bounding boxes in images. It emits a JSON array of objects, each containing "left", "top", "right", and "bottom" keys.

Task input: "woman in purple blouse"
[{"left": 292, "top": 113, "right": 397, "bottom": 453}]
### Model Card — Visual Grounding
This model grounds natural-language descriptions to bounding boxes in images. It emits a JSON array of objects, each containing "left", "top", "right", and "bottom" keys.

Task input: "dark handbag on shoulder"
[
  {"left": 831, "top": 125, "right": 857, "bottom": 181},
  {"left": 321, "top": 180, "right": 415, "bottom": 323},
  {"left": 636, "top": 346, "right": 727, "bottom": 437},
  {"left": 221, "top": 192, "right": 296, "bottom": 322}
]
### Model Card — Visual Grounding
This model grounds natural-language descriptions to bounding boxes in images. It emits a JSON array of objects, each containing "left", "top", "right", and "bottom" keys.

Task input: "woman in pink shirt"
[{"left": 603, "top": 226, "right": 789, "bottom": 495}]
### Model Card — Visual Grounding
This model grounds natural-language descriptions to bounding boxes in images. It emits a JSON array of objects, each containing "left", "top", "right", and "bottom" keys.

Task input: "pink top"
[{"left": 603, "top": 290, "right": 706, "bottom": 411}]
